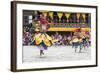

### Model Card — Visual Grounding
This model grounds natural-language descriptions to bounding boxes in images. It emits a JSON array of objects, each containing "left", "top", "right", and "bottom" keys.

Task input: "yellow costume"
[{"left": 33, "top": 33, "right": 52, "bottom": 47}]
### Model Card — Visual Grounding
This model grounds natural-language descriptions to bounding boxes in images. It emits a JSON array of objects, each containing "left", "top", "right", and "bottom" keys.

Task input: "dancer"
[
  {"left": 78, "top": 37, "right": 83, "bottom": 53},
  {"left": 72, "top": 36, "right": 79, "bottom": 52},
  {"left": 33, "top": 13, "right": 52, "bottom": 57}
]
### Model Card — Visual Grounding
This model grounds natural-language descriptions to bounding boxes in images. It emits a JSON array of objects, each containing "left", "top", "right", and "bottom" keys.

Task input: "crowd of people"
[{"left": 23, "top": 27, "right": 91, "bottom": 48}]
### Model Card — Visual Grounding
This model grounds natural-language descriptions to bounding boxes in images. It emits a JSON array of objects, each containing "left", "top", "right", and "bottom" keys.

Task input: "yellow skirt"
[{"left": 33, "top": 33, "right": 52, "bottom": 46}]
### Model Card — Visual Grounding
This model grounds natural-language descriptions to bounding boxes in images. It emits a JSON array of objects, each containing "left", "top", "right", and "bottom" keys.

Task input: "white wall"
[{"left": 0, "top": 0, "right": 99, "bottom": 73}]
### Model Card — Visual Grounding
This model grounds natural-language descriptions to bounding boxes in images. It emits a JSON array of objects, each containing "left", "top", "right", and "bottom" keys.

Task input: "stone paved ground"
[{"left": 23, "top": 46, "right": 91, "bottom": 62}]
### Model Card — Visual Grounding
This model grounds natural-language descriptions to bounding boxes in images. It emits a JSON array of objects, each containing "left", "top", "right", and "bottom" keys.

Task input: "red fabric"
[{"left": 39, "top": 16, "right": 48, "bottom": 26}]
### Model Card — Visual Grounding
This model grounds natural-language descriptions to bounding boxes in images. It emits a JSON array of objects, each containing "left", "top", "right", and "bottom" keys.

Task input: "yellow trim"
[{"left": 47, "top": 28, "right": 90, "bottom": 32}]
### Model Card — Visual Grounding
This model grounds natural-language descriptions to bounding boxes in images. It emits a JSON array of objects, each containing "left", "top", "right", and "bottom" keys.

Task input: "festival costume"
[
  {"left": 33, "top": 33, "right": 52, "bottom": 46},
  {"left": 33, "top": 14, "right": 52, "bottom": 50}
]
